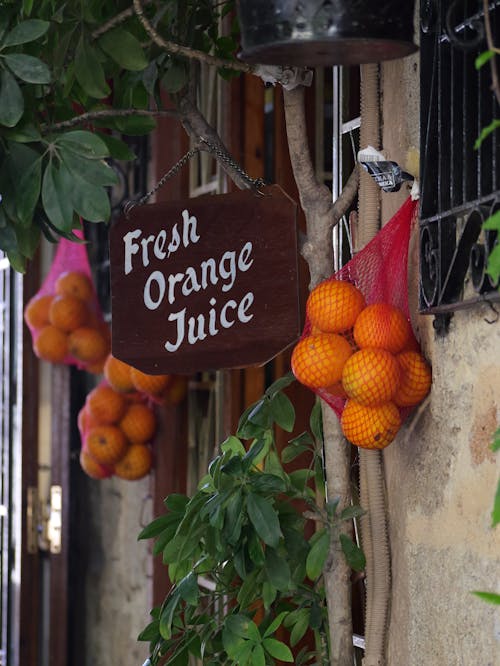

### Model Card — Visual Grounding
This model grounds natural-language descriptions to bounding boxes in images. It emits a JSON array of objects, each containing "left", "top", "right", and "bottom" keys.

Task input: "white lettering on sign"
[
  {"left": 122, "top": 209, "right": 256, "bottom": 354},
  {"left": 123, "top": 208, "right": 201, "bottom": 276},
  {"left": 164, "top": 292, "right": 255, "bottom": 352}
]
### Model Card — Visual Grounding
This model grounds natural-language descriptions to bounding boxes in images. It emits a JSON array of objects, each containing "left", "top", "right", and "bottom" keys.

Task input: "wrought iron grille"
[{"left": 419, "top": 0, "right": 500, "bottom": 325}]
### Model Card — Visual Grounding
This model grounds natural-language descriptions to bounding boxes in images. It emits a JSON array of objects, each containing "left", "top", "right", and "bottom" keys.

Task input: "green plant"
[
  {"left": 0, "top": 1, "right": 239, "bottom": 270},
  {"left": 138, "top": 374, "right": 365, "bottom": 666}
]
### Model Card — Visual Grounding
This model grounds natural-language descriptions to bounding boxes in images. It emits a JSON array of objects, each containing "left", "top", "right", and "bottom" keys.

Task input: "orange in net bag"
[
  {"left": 24, "top": 230, "right": 110, "bottom": 372},
  {"left": 291, "top": 197, "right": 431, "bottom": 450}
]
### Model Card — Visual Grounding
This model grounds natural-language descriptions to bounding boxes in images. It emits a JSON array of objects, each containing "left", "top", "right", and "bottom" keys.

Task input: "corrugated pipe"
[{"left": 356, "top": 63, "right": 391, "bottom": 666}]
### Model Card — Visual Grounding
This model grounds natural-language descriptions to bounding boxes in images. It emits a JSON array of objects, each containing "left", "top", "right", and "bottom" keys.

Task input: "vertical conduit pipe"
[{"left": 356, "top": 63, "right": 391, "bottom": 666}]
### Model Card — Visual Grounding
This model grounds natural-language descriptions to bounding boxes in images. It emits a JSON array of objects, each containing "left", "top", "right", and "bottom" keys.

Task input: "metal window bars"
[{"left": 419, "top": 0, "right": 500, "bottom": 328}]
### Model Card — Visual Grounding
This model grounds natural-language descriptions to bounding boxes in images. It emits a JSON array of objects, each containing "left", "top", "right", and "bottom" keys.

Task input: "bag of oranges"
[
  {"left": 78, "top": 378, "right": 156, "bottom": 481},
  {"left": 24, "top": 230, "right": 110, "bottom": 373},
  {"left": 292, "top": 197, "right": 431, "bottom": 450}
]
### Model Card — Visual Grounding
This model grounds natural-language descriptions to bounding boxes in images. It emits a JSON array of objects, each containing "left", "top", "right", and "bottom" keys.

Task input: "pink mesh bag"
[{"left": 23, "top": 230, "right": 110, "bottom": 372}]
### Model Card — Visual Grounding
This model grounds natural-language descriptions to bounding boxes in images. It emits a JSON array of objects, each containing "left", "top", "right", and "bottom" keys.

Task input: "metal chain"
[
  {"left": 199, "top": 136, "right": 266, "bottom": 191},
  {"left": 123, "top": 146, "right": 200, "bottom": 217},
  {"left": 123, "top": 137, "right": 265, "bottom": 217}
]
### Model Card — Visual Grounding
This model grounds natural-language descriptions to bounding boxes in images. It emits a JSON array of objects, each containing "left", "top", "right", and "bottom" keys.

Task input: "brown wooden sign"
[{"left": 109, "top": 185, "right": 300, "bottom": 375}]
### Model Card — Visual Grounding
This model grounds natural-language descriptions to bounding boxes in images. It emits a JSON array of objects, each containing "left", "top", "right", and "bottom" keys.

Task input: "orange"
[
  {"left": 68, "top": 327, "right": 110, "bottom": 363},
  {"left": 33, "top": 325, "right": 68, "bottom": 363},
  {"left": 79, "top": 450, "right": 113, "bottom": 479},
  {"left": 130, "top": 367, "right": 171, "bottom": 396},
  {"left": 119, "top": 403, "right": 156, "bottom": 443},
  {"left": 77, "top": 405, "right": 100, "bottom": 434},
  {"left": 114, "top": 444, "right": 153, "bottom": 480},
  {"left": 104, "top": 354, "right": 135, "bottom": 393},
  {"left": 353, "top": 303, "right": 410, "bottom": 354},
  {"left": 24, "top": 294, "right": 54, "bottom": 329},
  {"left": 306, "top": 279, "right": 366, "bottom": 333},
  {"left": 291, "top": 333, "right": 353, "bottom": 389},
  {"left": 394, "top": 351, "right": 432, "bottom": 407},
  {"left": 49, "top": 294, "right": 89, "bottom": 332},
  {"left": 322, "top": 381, "right": 348, "bottom": 399},
  {"left": 342, "top": 348, "right": 401, "bottom": 407},
  {"left": 55, "top": 271, "right": 93, "bottom": 302},
  {"left": 85, "top": 425, "right": 128, "bottom": 465},
  {"left": 341, "top": 400, "right": 401, "bottom": 449},
  {"left": 87, "top": 384, "right": 127, "bottom": 424},
  {"left": 85, "top": 356, "right": 107, "bottom": 375}
]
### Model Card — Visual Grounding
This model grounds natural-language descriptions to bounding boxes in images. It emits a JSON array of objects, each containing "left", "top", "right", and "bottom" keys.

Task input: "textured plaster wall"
[
  {"left": 83, "top": 475, "right": 152, "bottom": 666},
  {"left": 381, "top": 52, "right": 500, "bottom": 666}
]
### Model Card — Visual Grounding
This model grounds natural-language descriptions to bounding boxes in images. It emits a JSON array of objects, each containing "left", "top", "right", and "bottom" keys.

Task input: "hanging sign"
[{"left": 109, "top": 185, "right": 301, "bottom": 375}]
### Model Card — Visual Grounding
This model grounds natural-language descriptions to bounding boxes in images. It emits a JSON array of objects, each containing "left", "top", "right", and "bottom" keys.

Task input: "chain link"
[{"left": 123, "top": 137, "right": 265, "bottom": 217}]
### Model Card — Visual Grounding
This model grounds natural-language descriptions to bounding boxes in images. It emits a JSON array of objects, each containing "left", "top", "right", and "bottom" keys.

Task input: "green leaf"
[
  {"left": 486, "top": 244, "right": 500, "bottom": 283},
  {"left": 221, "top": 435, "right": 246, "bottom": 456},
  {"left": 475, "top": 50, "right": 494, "bottom": 70},
  {"left": 265, "top": 548, "right": 291, "bottom": 591},
  {"left": 16, "top": 156, "right": 41, "bottom": 225},
  {"left": 164, "top": 493, "right": 190, "bottom": 513},
  {"left": 261, "top": 582, "right": 276, "bottom": 610},
  {"left": 4, "top": 53, "right": 50, "bottom": 84},
  {"left": 264, "top": 372, "right": 295, "bottom": 398},
  {"left": 161, "top": 61, "right": 188, "bottom": 93},
  {"left": 339, "top": 533, "right": 365, "bottom": 572},
  {"left": 251, "top": 643, "right": 266, "bottom": 666},
  {"left": 472, "top": 591, "right": 500, "bottom": 605},
  {"left": 288, "top": 609, "right": 309, "bottom": 647},
  {"left": 474, "top": 119, "right": 500, "bottom": 150},
  {"left": 4, "top": 19, "right": 49, "bottom": 46},
  {"left": 112, "top": 114, "right": 156, "bottom": 136},
  {"left": 250, "top": 473, "right": 287, "bottom": 495},
  {"left": 270, "top": 392, "right": 295, "bottom": 432},
  {"left": 137, "top": 619, "right": 159, "bottom": 642},
  {"left": 306, "top": 529, "right": 329, "bottom": 580},
  {"left": 159, "top": 594, "right": 181, "bottom": 640},
  {"left": 263, "top": 638, "right": 294, "bottom": 662},
  {"left": 483, "top": 210, "right": 500, "bottom": 232},
  {"left": 0, "top": 224, "right": 18, "bottom": 253},
  {"left": 3, "top": 123, "right": 41, "bottom": 142},
  {"left": 74, "top": 37, "right": 110, "bottom": 99},
  {"left": 0, "top": 69, "right": 24, "bottom": 126},
  {"left": 263, "top": 610, "right": 288, "bottom": 638},
  {"left": 60, "top": 149, "right": 118, "bottom": 187},
  {"left": 492, "top": 478, "right": 500, "bottom": 528},
  {"left": 177, "top": 572, "right": 199, "bottom": 605},
  {"left": 56, "top": 130, "right": 110, "bottom": 159},
  {"left": 6, "top": 248, "right": 26, "bottom": 272},
  {"left": 99, "top": 28, "right": 148, "bottom": 71},
  {"left": 281, "top": 443, "right": 310, "bottom": 463},
  {"left": 138, "top": 514, "right": 173, "bottom": 540},
  {"left": 71, "top": 174, "right": 110, "bottom": 223},
  {"left": 246, "top": 492, "right": 281, "bottom": 548},
  {"left": 23, "top": 0, "right": 34, "bottom": 16},
  {"left": 247, "top": 528, "right": 265, "bottom": 567},
  {"left": 99, "top": 134, "right": 136, "bottom": 161},
  {"left": 340, "top": 505, "right": 366, "bottom": 521},
  {"left": 41, "top": 162, "right": 73, "bottom": 232}
]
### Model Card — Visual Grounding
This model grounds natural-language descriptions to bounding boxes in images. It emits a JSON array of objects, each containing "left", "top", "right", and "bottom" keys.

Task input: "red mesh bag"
[
  {"left": 23, "top": 230, "right": 110, "bottom": 372},
  {"left": 292, "top": 197, "right": 432, "bottom": 450}
]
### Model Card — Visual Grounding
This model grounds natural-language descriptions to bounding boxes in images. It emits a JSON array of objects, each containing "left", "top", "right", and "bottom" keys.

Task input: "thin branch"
[
  {"left": 483, "top": 0, "right": 500, "bottom": 106},
  {"left": 91, "top": 5, "right": 141, "bottom": 39},
  {"left": 176, "top": 93, "right": 255, "bottom": 190},
  {"left": 44, "top": 108, "right": 178, "bottom": 133},
  {"left": 132, "top": 0, "right": 252, "bottom": 73}
]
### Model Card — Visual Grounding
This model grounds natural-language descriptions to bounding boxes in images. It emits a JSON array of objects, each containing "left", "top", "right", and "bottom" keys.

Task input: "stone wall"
[{"left": 381, "top": 52, "right": 500, "bottom": 666}]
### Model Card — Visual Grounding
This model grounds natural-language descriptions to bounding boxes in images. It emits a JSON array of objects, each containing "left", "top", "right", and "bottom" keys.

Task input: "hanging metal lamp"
[{"left": 236, "top": 0, "right": 418, "bottom": 66}]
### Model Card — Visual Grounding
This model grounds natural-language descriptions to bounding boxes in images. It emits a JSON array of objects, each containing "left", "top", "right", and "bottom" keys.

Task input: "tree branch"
[
  {"left": 483, "top": 0, "right": 500, "bottom": 106},
  {"left": 91, "top": 2, "right": 153, "bottom": 40},
  {"left": 283, "top": 86, "right": 358, "bottom": 288},
  {"left": 43, "top": 108, "right": 178, "bottom": 133},
  {"left": 176, "top": 93, "right": 258, "bottom": 191},
  {"left": 132, "top": 0, "right": 252, "bottom": 74}
]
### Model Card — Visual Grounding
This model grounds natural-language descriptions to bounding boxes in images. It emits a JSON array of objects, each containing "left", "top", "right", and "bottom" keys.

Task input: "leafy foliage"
[
  {"left": 138, "top": 375, "right": 364, "bottom": 665},
  {"left": 0, "top": 1, "right": 238, "bottom": 270}
]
